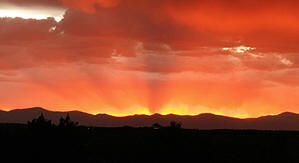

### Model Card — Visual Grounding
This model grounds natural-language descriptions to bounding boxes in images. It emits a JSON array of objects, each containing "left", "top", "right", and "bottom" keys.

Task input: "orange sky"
[{"left": 1, "top": 0, "right": 299, "bottom": 118}]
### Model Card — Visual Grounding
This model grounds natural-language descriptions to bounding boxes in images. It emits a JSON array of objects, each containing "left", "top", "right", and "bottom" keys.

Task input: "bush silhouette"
[
  {"left": 58, "top": 114, "right": 79, "bottom": 128},
  {"left": 27, "top": 113, "right": 53, "bottom": 129},
  {"left": 170, "top": 121, "right": 182, "bottom": 129}
]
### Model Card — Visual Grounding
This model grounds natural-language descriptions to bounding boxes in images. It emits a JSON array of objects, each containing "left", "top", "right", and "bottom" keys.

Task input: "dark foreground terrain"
[{"left": 1, "top": 123, "right": 299, "bottom": 163}]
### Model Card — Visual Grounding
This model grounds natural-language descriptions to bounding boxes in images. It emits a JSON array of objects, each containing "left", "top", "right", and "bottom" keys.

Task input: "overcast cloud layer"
[{"left": 0, "top": 0, "right": 299, "bottom": 117}]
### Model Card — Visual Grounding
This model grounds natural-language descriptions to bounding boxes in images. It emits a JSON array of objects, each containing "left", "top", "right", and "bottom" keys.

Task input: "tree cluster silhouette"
[
  {"left": 27, "top": 113, "right": 54, "bottom": 129},
  {"left": 58, "top": 114, "right": 79, "bottom": 128},
  {"left": 28, "top": 113, "right": 79, "bottom": 129},
  {"left": 28, "top": 114, "right": 183, "bottom": 130}
]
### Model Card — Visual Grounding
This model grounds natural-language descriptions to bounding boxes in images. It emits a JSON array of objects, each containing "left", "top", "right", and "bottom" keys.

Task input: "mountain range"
[{"left": 1, "top": 107, "right": 299, "bottom": 130}]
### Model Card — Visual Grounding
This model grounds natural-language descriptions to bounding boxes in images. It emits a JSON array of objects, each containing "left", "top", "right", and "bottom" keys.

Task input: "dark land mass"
[
  {"left": 1, "top": 123, "right": 299, "bottom": 162},
  {"left": 2, "top": 107, "right": 299, "bottom": 162},
  {"left": 1, "top": 107, "right": 299, "bottom": 130}
]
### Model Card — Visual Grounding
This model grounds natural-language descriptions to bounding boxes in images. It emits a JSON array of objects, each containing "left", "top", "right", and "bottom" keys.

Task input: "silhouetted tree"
[
  {"left": 170, "top": 121, "right": 182, "bottom": 129},
  {"left": 28, "top": 113, "right": 53, "bottom": 129},
  {"left": 152, "top": 123, "right": 162, "bottom": 129},
  {"left": 58, "top": 114, "right": 79, "bottom": 128}
]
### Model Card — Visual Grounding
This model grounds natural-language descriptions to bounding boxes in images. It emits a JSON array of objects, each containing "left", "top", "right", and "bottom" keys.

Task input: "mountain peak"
[
  {"left": 278, "top": 112, "right": 298, "bottom": 117},
  {"left": 10, "top": 107, "right": 48, "bottom": 112}
]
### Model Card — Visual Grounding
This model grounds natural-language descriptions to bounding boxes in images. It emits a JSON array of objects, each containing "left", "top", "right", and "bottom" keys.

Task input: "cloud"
[
  {"left": 0, "top": 2, "right": 66, "bottom": 21},
  {"left": 0, "top": 17, "right": 138, "bottom": 70},
  {"left": 0, "top": 0, "right": 61, "bottom": 7},
  {"left": 0, "top": 0, "right": 299, "bottom": 116},
  {"left": 5, "top": 0, "right": 299, "bottom": 52},
  {"left": 61, "top": 0, "right": 120, "bottom": 13},
  {"left": 222, "top": 46, "right": 256, "bottom": 54}
]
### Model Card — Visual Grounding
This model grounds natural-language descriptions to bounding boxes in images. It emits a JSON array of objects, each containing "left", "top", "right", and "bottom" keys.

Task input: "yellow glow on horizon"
[
  {"left": 159, "top": 104, "right": 250, "bottom": 118},
  {"left": 1, "top": 104, "right": 286, "bottom": 119},
  {"left": 87, "top": 104, "right": 251, "bottom": 118},
  {"left": 90, "top": 107, "right": 152, "bottom": 117}
]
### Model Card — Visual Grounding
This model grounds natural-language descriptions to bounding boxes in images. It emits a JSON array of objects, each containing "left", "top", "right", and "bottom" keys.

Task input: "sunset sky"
[{"left": 0, "top": 0, "right": 299, "bottom": 118}]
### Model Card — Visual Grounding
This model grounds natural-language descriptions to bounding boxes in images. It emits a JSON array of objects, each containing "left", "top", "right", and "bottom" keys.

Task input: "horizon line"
[{"left": 0, "top": 107, "right": 297, "bottom": 119}]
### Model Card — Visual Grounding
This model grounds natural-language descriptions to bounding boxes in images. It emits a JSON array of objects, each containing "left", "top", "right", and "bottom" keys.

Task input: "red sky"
[{"left": 0, "top": 0, "right": 299, "bottom": 117}]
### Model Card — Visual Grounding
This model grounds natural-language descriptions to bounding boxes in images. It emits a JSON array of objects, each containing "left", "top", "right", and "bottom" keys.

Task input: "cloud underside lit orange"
[{"left": 1, "top": 0, "right": 299, "bottom": 118}]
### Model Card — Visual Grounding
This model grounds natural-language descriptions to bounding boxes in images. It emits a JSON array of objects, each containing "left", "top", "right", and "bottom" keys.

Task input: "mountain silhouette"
[{"left": 1, "top": 107, "right": 299, "bottom": 130}]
